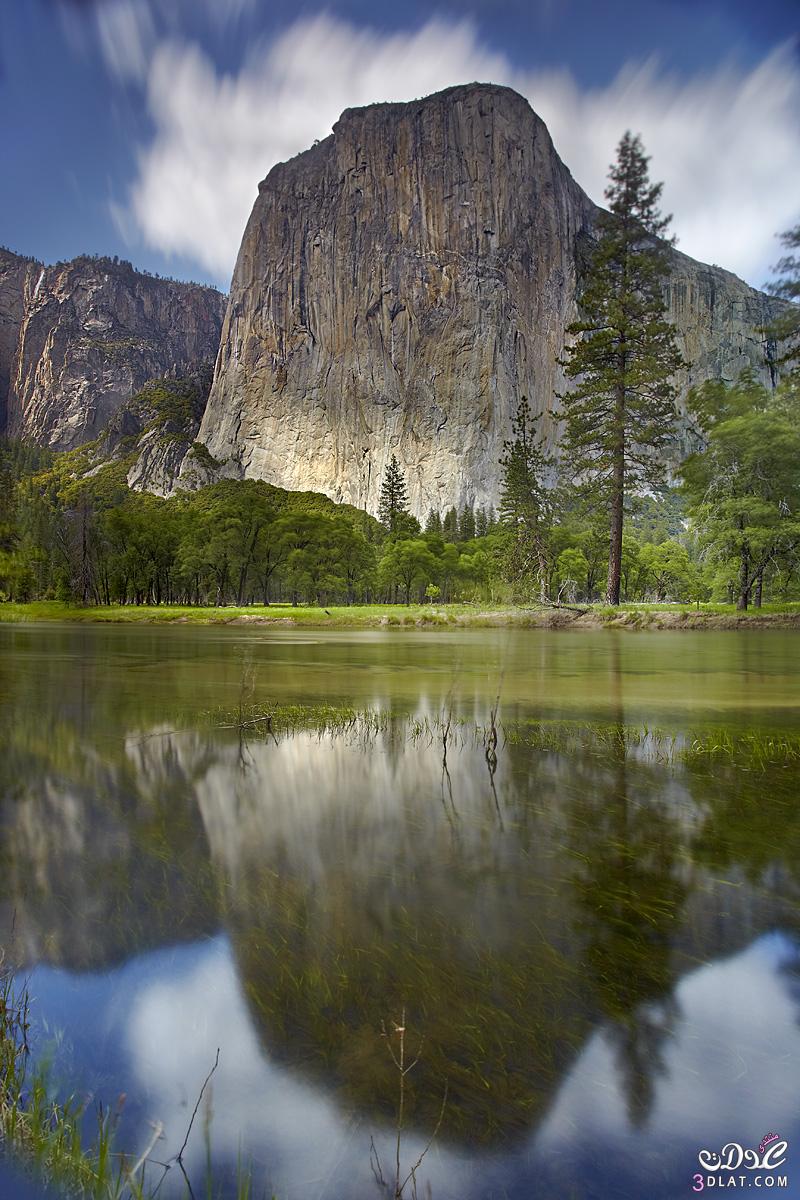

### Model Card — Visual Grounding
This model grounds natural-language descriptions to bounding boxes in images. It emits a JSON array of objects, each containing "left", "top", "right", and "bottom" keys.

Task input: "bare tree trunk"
[
  {"left": 736, "top": 546, "right": 749, "bottom": 611},
  {"left": 606, "top": 472, "right": 624, "bottom": 606}
]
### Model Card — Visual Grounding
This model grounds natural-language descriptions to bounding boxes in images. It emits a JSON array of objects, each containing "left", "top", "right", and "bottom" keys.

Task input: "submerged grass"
[
  {"left": 0, "top": 957, "right": 268, "bottom": 1199},
  {"left": 204, "top": 699, "right": 800, "bottom": 771},
  {"left": 0, "top": 958, "right": 145, "bottom": 1199}
]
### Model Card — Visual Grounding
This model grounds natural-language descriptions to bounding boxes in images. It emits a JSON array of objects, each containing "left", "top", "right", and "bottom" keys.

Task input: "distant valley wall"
[{"left": 0, "top": 248, "right": 226, "bottom": 450}]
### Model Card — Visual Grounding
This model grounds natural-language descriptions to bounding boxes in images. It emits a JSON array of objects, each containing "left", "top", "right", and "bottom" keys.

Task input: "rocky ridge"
[{"left": 0, "top": 248, "right": 226, "bottom": 451}]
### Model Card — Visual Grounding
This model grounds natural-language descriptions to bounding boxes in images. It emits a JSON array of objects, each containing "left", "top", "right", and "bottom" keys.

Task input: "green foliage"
[
  {"left": 188, "top": 440, "right": 221, "bottom": 469},
  {"left": 378, "top": 539, "right": 439, "bottom": 604},
  {"left": 425, "top": 508, "right": 442, "bottom": 535},
  {"left": 637, "top": 539, "right": 706, "bottom": 603},
  {"left": 0, "top": 431, "right": 517, "bottom": 611},
  {"left": 627, "top": 490, "right": 686, "bottom": 544},
  {"left": 458, "top": 505, "right": 476, "bottom": 542},
  {"left": 559, "top": 132, "right": 684, "bottom": 604},
  {"left": 499, "top": 396, "right": 553, "bottom": 601},
  {"left": 680, "top": 373, "right": 800, "bottom": 609},
  {"left": 442, "top": 506, "right": 459, "bottom": 542},
  {"left": 131, "top": 371, "right": 211, "bottom": 434},
  {"left": 766, "top": 221, "right": 800, "bottom": 371},
  {"left": 378, "top": 454, "right": 410, "bottom": 533}
]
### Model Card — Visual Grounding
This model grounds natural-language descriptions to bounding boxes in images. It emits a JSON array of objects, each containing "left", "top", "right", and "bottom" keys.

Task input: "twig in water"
[
  {"left": 177, "top": 1047, "right": 220, "bottom": 1164},
  {"left": 397, "top": 1081, "right": 448, "bottom": 1199},
  {"left": 372, "top": 1011, "right": 445, "bottom": 1199},
  {"left": 439, "top": 710, "right": 458, "bottom": 821},
  {"left": 484, "top": 689, "right": 504, "bottom": 827},
  {"left": 127, "top": 1119, "right": 165, "bottom": 1185},
  {"left": 151, "top": 1048, "right": 221, "bottom": 1200}
]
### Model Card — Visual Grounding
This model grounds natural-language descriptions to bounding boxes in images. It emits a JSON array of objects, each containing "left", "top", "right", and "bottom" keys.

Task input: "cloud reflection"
[
  {"left": 534, "top": 933, "right": 800, "bottom": 1198},
  {"left": 123, "top": 935, "right": 471, "bottom": 1198}
]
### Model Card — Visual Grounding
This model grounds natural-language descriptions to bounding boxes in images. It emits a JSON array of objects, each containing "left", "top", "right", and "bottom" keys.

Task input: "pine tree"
[
  {"left": 559, "top": 132, "right": 684, "bottom": 605},
  {"left": 458, "top": 505, "right": 476, "bottom": 542},
  {"left": 378, "top": 454, "right": 409, "bottom": 534},
  {"left": 499, "top": 396, "right": 553, "bottom": 601},
  {"left": 425, "top": 508, "right": 442, "bottom": 535},
  {"left": 442, "top": 506, "right": 459, "bottom": 542},
  {"left": 475, "top": 508, "right": 488, "bottom": 538},
  {"left": 767, "top": 222, "right": 800, "bottom": 373}
]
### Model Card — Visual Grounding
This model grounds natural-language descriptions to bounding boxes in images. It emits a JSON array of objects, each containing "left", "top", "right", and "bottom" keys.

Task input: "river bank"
[{"left": 2, "top": 600, "right": 800, "bottom": 630}]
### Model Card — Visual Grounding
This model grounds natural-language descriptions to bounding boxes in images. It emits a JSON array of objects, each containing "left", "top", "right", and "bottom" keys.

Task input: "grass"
[
  {"left": 502, "top": 717, "right": 800, "bottom": 769},
  {"left": 0, "top": 960, "right": 146, "bottom": 1199},
  {"left": 0, "top": 957, "right": 267, "bottom": 1199},
  {"left": 2, "top": 599, "right": 800, "bottom": 630},
  {"left": 203, "top": 699, "right": 800, "bottom": 772}
]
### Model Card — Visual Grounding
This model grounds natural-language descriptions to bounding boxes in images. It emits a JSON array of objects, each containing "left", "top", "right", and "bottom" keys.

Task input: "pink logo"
[{"left": 692, "top": 1134, "right": 789, "bottom": 1192}]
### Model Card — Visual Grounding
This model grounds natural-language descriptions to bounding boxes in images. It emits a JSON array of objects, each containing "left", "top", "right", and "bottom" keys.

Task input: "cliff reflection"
[{"left": 2, "top": 699, "right": 799, "bottom": 1158}]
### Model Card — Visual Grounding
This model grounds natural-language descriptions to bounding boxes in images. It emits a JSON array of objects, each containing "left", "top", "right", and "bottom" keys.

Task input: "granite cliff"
[
  {"left": 195, "top": 83, "right": 787, "bottom": 517},
  {"left": 0, "top": 248, "right": 226, "bottom": 450}
]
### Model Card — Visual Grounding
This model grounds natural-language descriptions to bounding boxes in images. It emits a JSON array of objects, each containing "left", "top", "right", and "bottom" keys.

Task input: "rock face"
[
  {"left": 198, "top": 83, "right": 787, "bottom": 517},
  {"left": 0, "top": 250, "right": 38, "bottom": 431},
  {"left": 0, "top": 248, "right": 226, "bottom": 450}
]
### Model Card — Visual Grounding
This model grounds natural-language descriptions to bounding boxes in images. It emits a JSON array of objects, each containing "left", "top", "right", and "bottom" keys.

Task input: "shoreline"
[{"left": 2, "top": 602, "right": 800, "bottom": 631}]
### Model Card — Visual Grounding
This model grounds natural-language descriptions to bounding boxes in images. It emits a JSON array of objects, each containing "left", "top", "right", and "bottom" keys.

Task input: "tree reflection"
[{"left": 568, "top": 637, "right": 687, "bottom": 1126}]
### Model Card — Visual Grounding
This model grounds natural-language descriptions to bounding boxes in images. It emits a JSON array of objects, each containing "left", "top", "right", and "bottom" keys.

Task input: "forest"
[
  {"left": 1, "top": 139, "right": 797, "bottom": 613},
  {"left": 0, "top": 364, "right": 798, "bottom": 612}
]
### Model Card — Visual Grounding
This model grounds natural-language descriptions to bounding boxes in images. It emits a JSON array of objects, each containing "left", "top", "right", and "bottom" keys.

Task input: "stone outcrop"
[
  {"left": 0, "top": 249, "right": 38, "bottom": 431},
  {"left": 96, "top": 369, "right": 228, "bottom": 496},
  {"left": 0, "top": 248, "right": 226, "bottom": 450},
  {"left": 197, "top": 83, "right": 788, "bottom": 517}
]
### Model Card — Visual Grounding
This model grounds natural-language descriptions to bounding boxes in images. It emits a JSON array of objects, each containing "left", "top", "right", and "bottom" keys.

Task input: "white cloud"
[
  {"left": 95, "top": 0, "right": 156, "bottom": 83},
  {"left": 123, "top": 15, "right": 506, "bottom": 281},
  {"left": 116, "top": 14, "right": 800, "bottom": 289},
  {"left": 522, "top": 46, "right": 800, "bottom": 285}
]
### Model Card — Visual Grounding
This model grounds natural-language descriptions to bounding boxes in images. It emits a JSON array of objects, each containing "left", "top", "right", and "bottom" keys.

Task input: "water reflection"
[
  {"left": 534, "top": 933, "right": 800, "bottom": 1199},
  {"left": 1, "top": 626, "right": 800, "bottom": 1198}
]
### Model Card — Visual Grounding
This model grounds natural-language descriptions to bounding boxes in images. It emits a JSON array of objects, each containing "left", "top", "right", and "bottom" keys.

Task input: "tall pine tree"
[
  {"left": 378, "top": 454, "right": 409, "bottom": 534},
  {"left": 560, "top": 132, "right": 684, "bottom": 605},
  {"left": 442, "top": 506, "right": 459, "bottom": 542},
  {"left": 499, "top": 396, "right": 553, "bottom": 602},
  {"left": 767, "top": 222, "right": 800, "bottom": 374}
]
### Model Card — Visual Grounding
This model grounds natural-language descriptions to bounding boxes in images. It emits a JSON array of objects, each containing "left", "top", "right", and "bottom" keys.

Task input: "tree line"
[
  {"left": 0, "top": 138, "right": 797, "bottom": 611},
  {"left": 0, "top": 447, "right": 501, "bottom": 608},
  {"left": 3, "top": 420, "right": 796, "bottom": 609}
]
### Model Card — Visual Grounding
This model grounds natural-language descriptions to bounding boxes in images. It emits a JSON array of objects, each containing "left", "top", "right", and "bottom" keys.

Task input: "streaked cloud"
[
  {"left": 106, "top": 12, "right": 800, "bottom": 289},
  {"left": 95, "top": 0, "right": 155, "bottom": 83}
]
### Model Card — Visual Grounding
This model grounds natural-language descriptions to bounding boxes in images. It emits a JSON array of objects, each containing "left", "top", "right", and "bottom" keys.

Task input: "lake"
[{"left": 1, "top": 622, "right": 799, "bottom": 1200}]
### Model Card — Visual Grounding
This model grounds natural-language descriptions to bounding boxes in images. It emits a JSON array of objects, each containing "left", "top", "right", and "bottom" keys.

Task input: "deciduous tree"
[{"left": 680, "top": 374, "right": 800, "bottom": 609}]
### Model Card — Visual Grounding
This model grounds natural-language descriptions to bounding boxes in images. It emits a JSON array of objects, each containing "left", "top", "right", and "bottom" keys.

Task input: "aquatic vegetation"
[
  {"left": 0, "top": 957, "right": 264, "bottom": 1199},
  {"left": 3, "top": 624, "right": 799, "bottom": 1199},
  {"left": 0, "top": 955, "right": 145, "bottom": 1198},
  {"left": 203, "top": 698, "right": 800, "bottom": 773}
]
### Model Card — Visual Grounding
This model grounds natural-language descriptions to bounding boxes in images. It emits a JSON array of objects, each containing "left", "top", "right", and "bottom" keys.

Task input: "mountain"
[
  {"left": 193, "top": 83, "right": 788, "bottom": 517},
  {"left": 2, "top": 85, "right": 789, "bottom": 512},
  {"left": 0, "top": 248, "right": 226, "bottom": 450}
]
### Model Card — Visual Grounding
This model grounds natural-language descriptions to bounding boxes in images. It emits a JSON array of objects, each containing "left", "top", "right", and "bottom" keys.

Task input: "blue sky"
[{"left": 2, "top": 0, "right": 798, "bottom": 291}]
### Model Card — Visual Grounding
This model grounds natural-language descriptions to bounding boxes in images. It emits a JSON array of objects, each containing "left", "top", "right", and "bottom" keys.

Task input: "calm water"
[{"left": 1, "top": 623, "right": 799, "bottom": 1200}]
